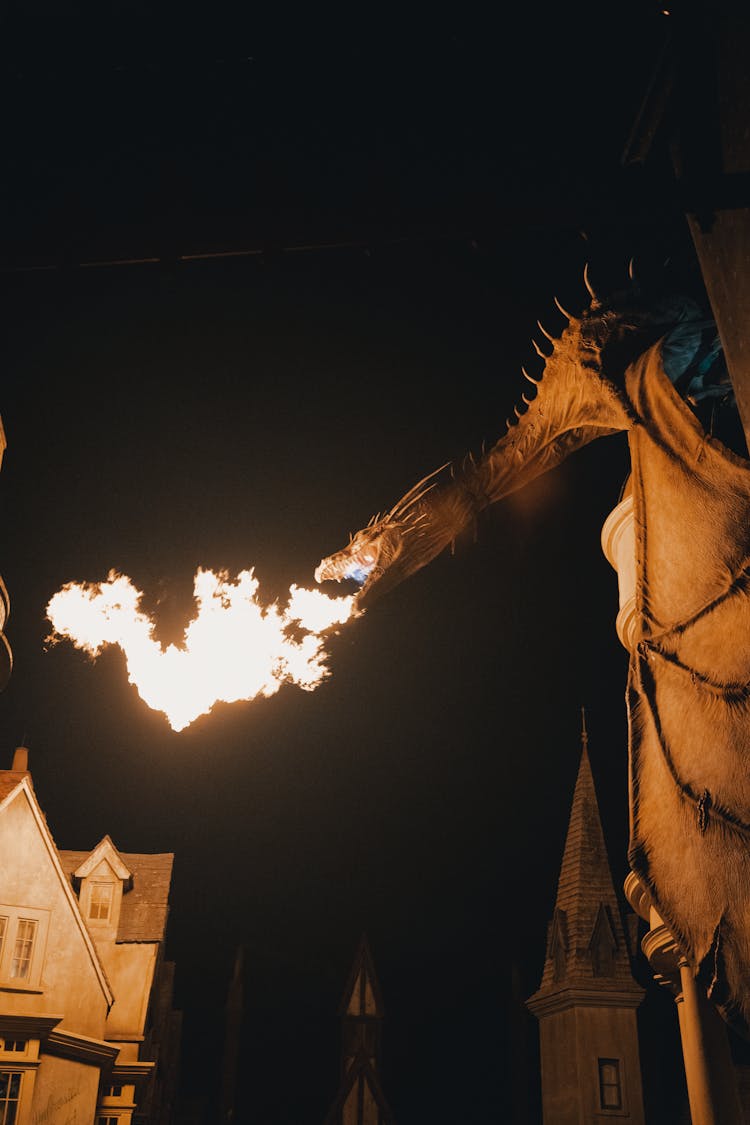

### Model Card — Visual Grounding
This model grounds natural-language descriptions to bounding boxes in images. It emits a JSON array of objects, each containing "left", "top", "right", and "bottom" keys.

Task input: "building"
[
  {"left": 527, "top": 717, "right": 646, "bottom": 1124},
  {"left": 0, "top": 416, "right": 11, "bottom": 695},
  {"left": 0, "top": 746, "right": 180, "bottom": 1124},
  {"left": 323, "top": 935, "right": 397, "bottom": 1125}
]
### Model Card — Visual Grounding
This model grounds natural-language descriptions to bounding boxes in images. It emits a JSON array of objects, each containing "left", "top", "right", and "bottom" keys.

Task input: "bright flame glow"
[{"left": 46, "top": 569, "right": 359, "bottom": 731}]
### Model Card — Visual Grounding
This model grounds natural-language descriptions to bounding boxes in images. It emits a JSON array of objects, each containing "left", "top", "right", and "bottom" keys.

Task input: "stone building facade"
[{"left": 0, "top": 747, "right": 180, "bottom": 1125}]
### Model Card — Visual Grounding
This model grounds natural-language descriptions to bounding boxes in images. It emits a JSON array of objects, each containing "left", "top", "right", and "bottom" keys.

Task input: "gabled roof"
[
  {"left": 72, "top": 834, "right": 132, "bottom": 882},
  {"left": 0, "top": 769, "right": 31, "bottom": 803},
  {"left": 59, "top": 847, "right": 174, "bottom": 943},
  {"left": 0, "top": 774, "right": 114, "bottom": 1008}
]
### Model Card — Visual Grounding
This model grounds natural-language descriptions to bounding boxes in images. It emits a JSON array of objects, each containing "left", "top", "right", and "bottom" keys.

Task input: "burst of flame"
[{"left": 46, "top": 568, "right": 358, "bottom": 731}]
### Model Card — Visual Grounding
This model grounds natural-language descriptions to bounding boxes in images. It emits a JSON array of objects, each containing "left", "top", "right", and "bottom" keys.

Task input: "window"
[
  {"left": 103, "top": 1084, "right": 122, "bottom": 1095},
  {"left": 0, "top": 1043, "right": 25, "bottom": 1054},
  {"left": 10, "top": 920, "right": 36, "bottom": 980},
  {"left": 0, "top": 1071, "right": 21, "bottom": 1125},
  {"left": 89, "top": 884, "right": 113, "bottom": 922},
  {"left": 598, "top": 1058, "right": 622, "bottom": 1110},
  {"left": 98, "top": 1118, "right": 119, "bottom": 1125},
  {"left": 0, "top": 909, "right": 48, "bottom": 988}
]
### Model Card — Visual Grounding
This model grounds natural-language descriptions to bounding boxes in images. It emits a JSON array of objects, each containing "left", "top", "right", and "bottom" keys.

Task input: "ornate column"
[{"left": 625, "top": 873, "right": 743, "bottom": 1125}]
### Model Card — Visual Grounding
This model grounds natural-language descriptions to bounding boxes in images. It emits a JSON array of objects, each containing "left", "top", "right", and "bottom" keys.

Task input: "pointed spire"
[
  {"left": 325, "top": 937, "right": 396, "bottom": 1125},
  {"left": 528, "top": 716, "right": 643, "bottom": 1003},
  {"left": 339, "top": 933, "right": 385, "bottom": 1023}
]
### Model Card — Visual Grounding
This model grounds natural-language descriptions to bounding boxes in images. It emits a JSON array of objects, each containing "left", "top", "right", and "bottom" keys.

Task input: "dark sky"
[{"left": 1, "top": 4, "right": 709, "bottom": 1121}]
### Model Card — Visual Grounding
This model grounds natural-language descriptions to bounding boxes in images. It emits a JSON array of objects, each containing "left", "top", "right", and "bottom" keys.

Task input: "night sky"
[{"left": 2, "top": 4, "right": 711, "bottom": 1121}]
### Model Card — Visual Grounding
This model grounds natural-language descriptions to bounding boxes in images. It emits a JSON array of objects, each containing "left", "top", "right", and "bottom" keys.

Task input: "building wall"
[
  {"left": 0, "top": 790, "right": 109, "bottom": 1038},
  {"left": 100, "top": 941, "right": 158, "bottom": 1039},
  {"left": 28, "top": 1056, "right": 100, "bottom": 1125},
  {"left": 1, "top": 775, "right": 179, "bottom": 1124},
  {"left": 538, "top": 1005, "right": 644, "bottom": 1125},
  {"left": 538, "top": 1009, "right": 581, "bottom": 1125}
]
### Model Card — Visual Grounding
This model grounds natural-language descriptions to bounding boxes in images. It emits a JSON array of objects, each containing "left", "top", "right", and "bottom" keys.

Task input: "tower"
[
  {"left": 218, "top": 945, "right": 245, "bottom": 1123},
  {"left": 526, "top": 713, "right": 646, "bottom": 1124},
  {"left": 323, "top": 935, "right": 397, "bottom": 1125}
]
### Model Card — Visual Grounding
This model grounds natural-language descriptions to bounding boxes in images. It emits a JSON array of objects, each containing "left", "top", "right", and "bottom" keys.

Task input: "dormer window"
[
  {"left": 73, "top": 836, "right": 131, "bottom": 938},
  {"left": 89, "top": 883, "right": 113, "bottom": 922}
]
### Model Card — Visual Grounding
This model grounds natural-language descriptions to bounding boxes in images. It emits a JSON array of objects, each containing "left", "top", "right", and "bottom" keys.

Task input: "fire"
[{"left": 46, "top": 568, "right": 358, "bottom": 731}]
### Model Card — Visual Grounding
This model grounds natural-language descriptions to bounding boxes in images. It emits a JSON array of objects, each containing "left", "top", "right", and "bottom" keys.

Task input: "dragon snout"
[
  {"left": 315, "top": 547, "right": 378, "bottom": 587},
  {"left": 314, "top": 553, "right": 350, "bottom": 583}
]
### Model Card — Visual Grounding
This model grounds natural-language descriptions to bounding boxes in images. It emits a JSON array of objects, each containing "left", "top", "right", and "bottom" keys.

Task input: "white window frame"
[
  {"left": 0, "top": 1042, "right": 26, "bottom": 1055},
  {"left": 10, "top": 919, "right": 37, "bottom": 980},
  {"left": 0, "top": 908, "right": 50, "bottom": 991},
  {"left": 598, "top": 1056, "right": 623, "bottom": 1112},
  {"left": 0, "top": 1070, "right": 22, "bottom": 1125},
  {"left": 88, "top": 882, "right": 114, "bottom": 922}
]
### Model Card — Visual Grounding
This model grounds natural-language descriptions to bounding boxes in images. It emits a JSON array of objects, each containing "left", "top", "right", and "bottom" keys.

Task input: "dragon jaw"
[{"left": 314, "top": 279, "right": 698, "bottom": 606}]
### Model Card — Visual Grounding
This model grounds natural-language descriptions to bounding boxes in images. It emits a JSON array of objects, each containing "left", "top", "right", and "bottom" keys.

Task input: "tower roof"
[
  {"left": 529, "top": 716, "right": 642, "bottom": 1003},
  {"left": 339, "top": 933, "right": 385, "bottom": 1020},
  {"left": 324, "top": 936, "right": 396, "bottom": 1125}
]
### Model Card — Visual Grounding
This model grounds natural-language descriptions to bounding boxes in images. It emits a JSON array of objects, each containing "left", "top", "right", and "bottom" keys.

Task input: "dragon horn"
[
  {"left": 521, "top": 365, "right": 540, "bottom": 386},
  {"left": 532, "top": 338, "right": 548, "bottom": 359},
  {"left": 583, "top": 262, "right": 599, "bottom": 303},
  {"left": 536, "top": 319, "right": 555, "bottom": 343}
]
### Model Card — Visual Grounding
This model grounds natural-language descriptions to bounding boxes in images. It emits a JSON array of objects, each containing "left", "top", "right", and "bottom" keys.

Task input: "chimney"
[{"left": 12, "top": 746, "right": 28, "bottom": 772}]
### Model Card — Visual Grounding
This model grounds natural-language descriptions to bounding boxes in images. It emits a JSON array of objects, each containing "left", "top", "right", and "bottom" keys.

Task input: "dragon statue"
[{"left": 314, "top": 266, "right": 750, "bottom": 1035}]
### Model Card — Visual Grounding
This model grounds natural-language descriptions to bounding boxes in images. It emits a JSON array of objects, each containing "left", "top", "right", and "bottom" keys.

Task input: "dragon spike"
[
  {"left": 532, "top": 337, "right": 548, "bottom": 359},
  {"left": 506, "top": 416, "right": 514, "bottom": 430},
  {"left": 521, "top": 365, "right": 540, "bottom": 386},
  {"left": 389, "top": 461, "right": 451, "bottom": 518},
  {"left": 521, "top": 392, "right": 533, "bottom": 406},
  {"left": 513, "top": 403, "right": 523, "bottom": 419},
  {"left": 536, "top": 319, "right": 555, "bottom": 343},
  {"left": 554, "top": 294, "right": 573, "bottom": 320},
  {"left": 583, "top": 261, "right": 599, "bottom": 304},
  {"left": 628, "top": 256, "right": 636, "bottom": 282}
]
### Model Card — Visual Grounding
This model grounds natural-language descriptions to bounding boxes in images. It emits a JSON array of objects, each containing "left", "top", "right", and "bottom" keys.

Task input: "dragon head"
[
  {"left": 313, "top": 462, "right": 454, "bottom": 603},
  {"left": 315, "top": 267, "right": 715, "bottom": 606}
]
